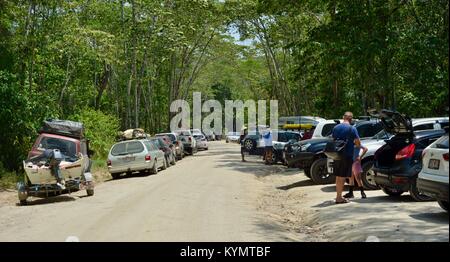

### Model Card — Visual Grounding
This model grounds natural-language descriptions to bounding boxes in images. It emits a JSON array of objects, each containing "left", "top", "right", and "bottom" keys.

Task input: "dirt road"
[{"left": 0, "top": 142, "right": 447, "bottom": 242}]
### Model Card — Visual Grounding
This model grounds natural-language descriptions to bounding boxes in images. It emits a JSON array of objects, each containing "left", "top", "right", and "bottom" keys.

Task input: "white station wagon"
[{"left": 107, "top": 139, "right": 166, "bottom": 179}]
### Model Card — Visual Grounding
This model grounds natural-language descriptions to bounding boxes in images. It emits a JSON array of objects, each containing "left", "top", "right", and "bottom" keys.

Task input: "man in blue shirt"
[{"left": 332, "top": 112, "right": 360, "bottom": 204}]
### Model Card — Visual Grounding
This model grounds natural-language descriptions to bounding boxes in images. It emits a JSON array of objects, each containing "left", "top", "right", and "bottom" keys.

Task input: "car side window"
[
  {"left": 357, "top": 123, "right": 381, "bottom": 138},
  {"left": 322, "top": 124, "right": 336, "bottom": 137}
]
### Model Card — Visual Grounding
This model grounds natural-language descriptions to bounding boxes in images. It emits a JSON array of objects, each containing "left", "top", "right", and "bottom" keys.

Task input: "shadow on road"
[
  {"left": 409, "top": 212, "right": 449, "bottom": 224},
  {"left": 18, "top": 195, "right": 77, "bottom": 206},
  {"left": 277, "top": 179, "right": 316, "bottom": 190}
]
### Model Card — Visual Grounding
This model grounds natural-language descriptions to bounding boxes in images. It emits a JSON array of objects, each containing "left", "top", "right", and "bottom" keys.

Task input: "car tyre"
[
  {"left": 381, "top": 187, "right": 404, "bottom": 197},
  {"left": 111, "top": 173, "right": 121, "bottom": 180},
  {"left": 438, "top": 200, "right": 449, "bottom": 212},
  {"left": 161, "top": 157, "right": 168, "bottom": 170},
  {"left": 244, "top": 139, "right": 256, "bottom": 151},
  {"left": 409, "top": 180, "right": 433, "bottom": 202},
  {"left": 86, "top": 189, "right": 94, "bottom": 196},
  {"left": 303, "top": 167, "right": 311, "bottom": 178},
  {"left": 151, "top": 162, "right": 158, "bottom": 174},
  {"left": 310, "top": 158, "right": 335, "bottom": 184},
  {"left": 361, "top": 161, "right": 379, "bottom": 190}
]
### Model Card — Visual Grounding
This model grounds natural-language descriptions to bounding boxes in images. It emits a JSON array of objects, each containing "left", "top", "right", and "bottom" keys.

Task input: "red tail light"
[
  {"left": 145, "top": 155, "right": 151, "bottom": 161},
  {"left": 188, "top": 137, "right": 192, "bottom": 142},
  {"left": 396, "top": 144, "right": 416, "bottom": 160},
  {"left": 107, "top": 160, "right": 112, "bottom": 166},
  {"left": 444, "top": 153, "right": 449, "bottom": 162}
]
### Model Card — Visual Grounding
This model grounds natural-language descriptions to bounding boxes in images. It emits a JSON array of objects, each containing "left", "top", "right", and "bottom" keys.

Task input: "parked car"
[
  {"left": 175, "top": 130, "right": 197, "bottom": 155},
  {"left": 149, "top": 137, "right": 177, "bottom": 166},
  {"left": 372, "top": 110, "right": 446, "bottom": 201},
  {"left": 241, "top": 130, "right": 302, "bottom": 163},
  {"left": 336, "top": 117, "right": 450, "bottom": 190},
  {"left": 417, "top": 130, "right": 449, "bottom": 211},
  {"left": 156, "top": 133, "right": 185, "bottom": 160},
  {"left": 203, "top": 130, "right": 216, "bottom": 141},
  {"left": 312, "top": 119, "right": 342, "bottom": 139},
  {"left": 284, "top": 120, "right": 383, "bottom": 184},
  {"left": 107, "top": 139, "right": 165, "bottom": 179},
  {"left": 226, "top": 132, "right": 241, "bottom": 143},
  {"left": 194, "top": 134, "right": 209, "bottom": 150},
  {"left": 19, "top": 119, "right": 95, "bottom": 205}
]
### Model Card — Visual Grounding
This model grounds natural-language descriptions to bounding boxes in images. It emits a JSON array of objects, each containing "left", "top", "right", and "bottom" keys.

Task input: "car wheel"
[
  {"left": 111, "top": 173, "right": 121, "bottom": 180},
  {"left": 171, "top": 154, "right": 176, "bottom": 165},
  {"left": 381, "top": 187, "right": 404, "bottom": 197},
  {"left": 303, "top": 167, "right": 311, "bottom": 178},
  {"left": 361, "top": 161, "right": 379, "bottom": 190},
  {"left": 271, "top": 150, "right": 278, "bottom": 164},
  {"left": 86, "top": 189, "right": 94, "bottom": 196},
  {"left": 310, "top": 158, "right": 335, "bottom": 184},
  {"left": 244, "top": 139, "right": 256, "bottom": 151},
  {"left": 19, "top": 200, "right": 28, "bottom": 206},
  {"left": 161, "top": 158, "right": 168, "bottom": 170},
  {"left": 151, "top": 162, "right": 158, "bottom": 174},
  {"left": 409, "top": 180, "right": 433, "bottom": 202},
  {"left": 226, "top": 139, "right": 229, "bottom": 143},
  {"left": 438, "top": 200, "right": 449, "bottom": 212}
]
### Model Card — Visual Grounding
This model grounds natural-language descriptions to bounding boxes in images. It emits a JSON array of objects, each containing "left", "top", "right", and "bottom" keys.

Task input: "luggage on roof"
[
  {"left": 39, "top": 119, "right": 84, "bottom": 138},
  {"left": 117, "top": 128, "right": 147, "bottom": 141}
]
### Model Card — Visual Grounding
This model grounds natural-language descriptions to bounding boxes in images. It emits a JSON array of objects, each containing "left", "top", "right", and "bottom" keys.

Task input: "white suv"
[{"left": 417, "top": 131, "right": 449, "bottom": 211}]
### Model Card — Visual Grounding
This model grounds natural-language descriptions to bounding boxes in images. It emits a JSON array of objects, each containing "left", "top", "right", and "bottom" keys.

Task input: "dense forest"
[{"left": 0, "top": 0, "right": 448, "bottom": 173}]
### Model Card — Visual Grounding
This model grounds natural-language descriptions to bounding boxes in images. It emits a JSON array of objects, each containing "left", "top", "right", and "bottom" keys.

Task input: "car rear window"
[
  {"left": 38, "top": 137, "right": 77, "bottom": 157},
  {"left": 434, "top": 135, "right": 449, "bottom": 149},
  {"left": 111, "top": 141, "right": 144, "bottom": 156}
]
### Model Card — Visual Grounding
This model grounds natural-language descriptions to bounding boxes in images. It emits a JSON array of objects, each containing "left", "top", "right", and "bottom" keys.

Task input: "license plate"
[
  {"left": 122, "top": 156, "right": 135, "bottom": 162},
  {"left": 428, "top": 159, "right": 440, "bottom": 170}
]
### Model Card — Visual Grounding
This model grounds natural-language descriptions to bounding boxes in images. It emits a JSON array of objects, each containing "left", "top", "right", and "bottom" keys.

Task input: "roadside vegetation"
[{"left": 0, "top": 0, "right": 448, "bottom": 180}]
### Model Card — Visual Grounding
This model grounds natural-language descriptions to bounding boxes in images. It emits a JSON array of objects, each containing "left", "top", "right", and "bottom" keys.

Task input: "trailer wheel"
[{"left": 86, "top": 189, "right": 94, "bottom": 196}]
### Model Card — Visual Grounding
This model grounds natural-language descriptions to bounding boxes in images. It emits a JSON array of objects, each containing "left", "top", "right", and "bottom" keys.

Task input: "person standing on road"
[
  {"left": 332, "top": 112, "right": 360, "bottom": 204},
  {"left": 263, "top": 128, "right": 273, "bottom": 165},
  {"left": 344, "top": 144, "right": 368, "bottom": 199},
  {"left": 239, "top": 128, "right": 248, "bottom": 162}
]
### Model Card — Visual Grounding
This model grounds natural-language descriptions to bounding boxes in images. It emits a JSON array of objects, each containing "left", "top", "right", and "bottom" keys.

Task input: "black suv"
[
  {"left": 284, "top": 120, "right": 383, "bottom": 184},
  {"left": 372, "top": 110, "right": 445, "bottom": 201}
]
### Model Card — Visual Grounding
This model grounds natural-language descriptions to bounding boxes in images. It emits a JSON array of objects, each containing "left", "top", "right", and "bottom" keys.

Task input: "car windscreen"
[
  {"left": 372, "top": 130, "right": 392, "bottom": 140},
  {"left": 157, "top": 134, "right": 176, "bottom": 142},
  {"left": 111, "top": 141, "right": 144, "bottom": 156},
  {"left": 357, "top": 123, "right": 383, "bottom": 138},
  {"left": 143, "top": 141, "right": 157, "bottom": 151},
  {"left": 38, "top": 137, "right": 77, "bottom": 157}
]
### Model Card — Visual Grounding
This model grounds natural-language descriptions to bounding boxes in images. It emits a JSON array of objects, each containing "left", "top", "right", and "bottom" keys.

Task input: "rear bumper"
[
  {"left": 417, "top": 178, "right": 449, "bottom": 201},
  {"left": 374, "top": 172, "right": 413, "bottom": 192},
  {"left": 108, "top": 162, "right": 152, "bottom": 174}
]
